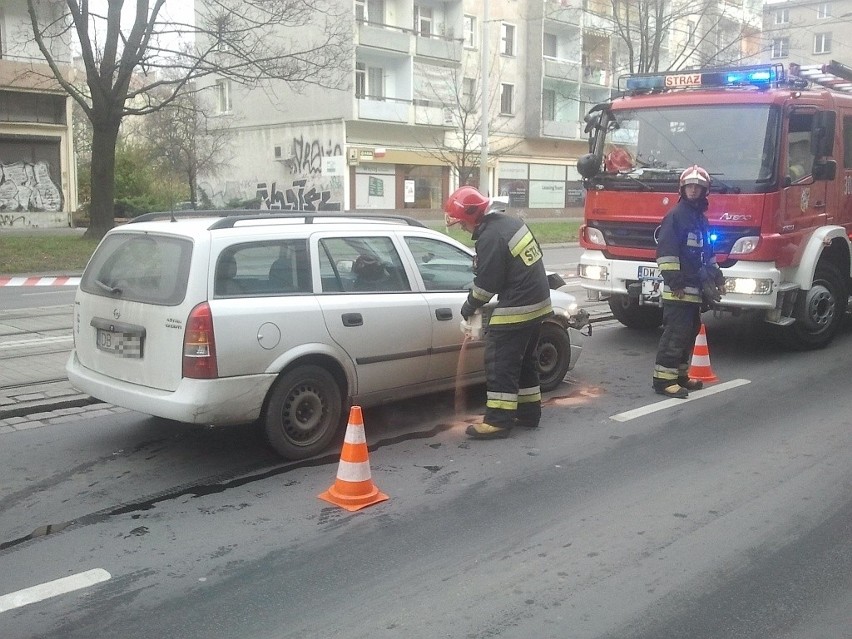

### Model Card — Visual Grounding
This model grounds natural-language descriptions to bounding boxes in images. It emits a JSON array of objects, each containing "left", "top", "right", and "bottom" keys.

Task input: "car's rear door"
[{"left": 312, "top": 232, "right": 431, "bottom": 395}]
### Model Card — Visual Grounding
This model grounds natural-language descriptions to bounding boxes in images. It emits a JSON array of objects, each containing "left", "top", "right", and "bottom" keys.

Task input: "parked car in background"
[{"left": 66, "top": 211, "right": 590, "bottom": 460}]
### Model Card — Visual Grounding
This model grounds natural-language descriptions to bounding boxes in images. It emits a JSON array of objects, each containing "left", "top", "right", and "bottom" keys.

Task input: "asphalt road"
[{"left": 1, "top": 308, "right": 850, "bottom": 638}]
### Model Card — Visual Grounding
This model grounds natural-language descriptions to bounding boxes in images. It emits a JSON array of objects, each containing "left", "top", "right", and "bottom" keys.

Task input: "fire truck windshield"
[{"left": 600, "top": 104, "right": 780, "bottom": 193}]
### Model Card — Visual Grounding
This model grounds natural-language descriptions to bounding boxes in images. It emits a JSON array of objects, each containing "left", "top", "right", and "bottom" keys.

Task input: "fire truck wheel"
[
  {"left": 608, "top": 295, "right": 663, "bottom": 329},
  {"left": 783, "top": 261, "right": 847, "bottom": 351}
]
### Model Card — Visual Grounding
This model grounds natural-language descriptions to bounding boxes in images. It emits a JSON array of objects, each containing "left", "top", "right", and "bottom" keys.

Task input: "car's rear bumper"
[{"left": 66, "top": 351, "right": 274, "bottom": 425}]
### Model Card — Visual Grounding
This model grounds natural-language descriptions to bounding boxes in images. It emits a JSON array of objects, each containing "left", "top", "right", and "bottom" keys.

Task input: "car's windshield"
[{"left": 599, "top": 104, "right": 779, "bottom": 193}]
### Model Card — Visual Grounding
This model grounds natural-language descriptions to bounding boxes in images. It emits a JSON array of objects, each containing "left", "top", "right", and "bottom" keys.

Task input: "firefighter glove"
[{"left": 461, "top": 300, "right": 475, "bottom": 321}]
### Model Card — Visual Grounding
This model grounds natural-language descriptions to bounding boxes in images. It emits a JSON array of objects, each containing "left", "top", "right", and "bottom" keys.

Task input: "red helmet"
[
  {"left": 444, "top": 186, "right": 489, "bottom": 227},
  {"left": 679, "top": 165, "right": 710, "bottom": 192}
]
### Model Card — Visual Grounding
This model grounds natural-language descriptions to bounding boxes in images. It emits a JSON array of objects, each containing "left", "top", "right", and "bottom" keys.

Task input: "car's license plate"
[
  {"left": 638, "top": 265, "right": 662, "bottom": 303},
  {"left": 96, "top": 329, "right": 143, "bottom": 358}
]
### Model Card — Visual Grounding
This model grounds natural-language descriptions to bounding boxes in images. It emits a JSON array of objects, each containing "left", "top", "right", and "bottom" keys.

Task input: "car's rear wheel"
[
  {"left": 263, "top": 365, "right": 343, "bottom": 460},
  {"left": 536, "top": 322, "right": 572, "bottom": 392}
]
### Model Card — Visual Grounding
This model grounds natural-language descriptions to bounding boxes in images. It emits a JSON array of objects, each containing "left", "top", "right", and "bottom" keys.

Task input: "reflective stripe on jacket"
[
  {"left": 656, "top": 197, "right": 716, "bottom": 305},
  {"left": 467, "top": 213, "right": 553, "bottom": 328}
]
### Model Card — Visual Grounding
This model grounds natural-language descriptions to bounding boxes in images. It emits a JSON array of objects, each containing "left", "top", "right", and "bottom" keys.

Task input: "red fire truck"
[{"left": 576, "top": 61, "right": 852, "bottom": 349}]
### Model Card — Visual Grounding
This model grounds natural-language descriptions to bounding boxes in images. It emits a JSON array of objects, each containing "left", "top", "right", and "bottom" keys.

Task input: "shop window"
[{"left": 401, "top": 165, "right": 443, "bottom": 209}]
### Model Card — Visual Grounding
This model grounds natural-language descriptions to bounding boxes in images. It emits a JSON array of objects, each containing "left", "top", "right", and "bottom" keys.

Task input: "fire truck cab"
[{"left": 577, "top": 61, "right": 852, "bottom": 350}]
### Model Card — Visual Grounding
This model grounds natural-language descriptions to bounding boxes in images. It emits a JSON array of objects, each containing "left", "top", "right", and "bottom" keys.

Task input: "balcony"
[
  {"left": 357, "top": 95, "right": 411, "bottom": 123},
  {"left": 357, "top": 20, "right": 411, "bottom": 55},
  {"left": 582, "top": 65, "right": 610, "bottom": 86},
  {"left": 542, "top": 120, "right": 583, "bottom": 139},
  {"left": 415, "top": 34, "right": 462, "bottom": 62},
  {"left": 544, "top": 58, "right": 580, "bottom": 82},
  {"left": 544, "top": 4, "right": 582, "bottom": 26}
]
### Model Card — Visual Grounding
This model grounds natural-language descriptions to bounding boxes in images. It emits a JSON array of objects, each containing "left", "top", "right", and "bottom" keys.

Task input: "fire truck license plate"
[{"left": 638, "top": 265, "right": 662, "bottom": 303}]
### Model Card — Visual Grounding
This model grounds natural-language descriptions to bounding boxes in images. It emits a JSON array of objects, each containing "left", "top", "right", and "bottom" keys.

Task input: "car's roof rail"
[
  {"left": 126, "top": 210, "right": 428, "bottom": 228},
  {"left": 206, "top": 212, "right": 427, "bottom": 229},
  {"left": 127, "top": 209, "right": 240, "bottom": 223}
]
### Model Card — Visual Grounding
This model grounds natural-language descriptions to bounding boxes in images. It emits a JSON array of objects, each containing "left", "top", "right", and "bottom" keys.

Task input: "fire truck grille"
[
  {"left": 593, "top": 222, "right": 659, "bottom": 249},
  {"left": 590, "top": 222, "right": 761, "bottom": 254}
]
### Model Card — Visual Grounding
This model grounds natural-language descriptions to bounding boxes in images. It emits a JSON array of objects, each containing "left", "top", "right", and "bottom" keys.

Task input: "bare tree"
[
  {"left": 141, "top": 84, "right": 234, "bottom": 208},
  {"left": 413, "top": 59, "right": 523, "bottom": 189},
  {"left": 26, "top": 0, "right": 350, "bottom": 238},
  {"left": 589, "top": 0, "right": 759, "bottom": 76}
]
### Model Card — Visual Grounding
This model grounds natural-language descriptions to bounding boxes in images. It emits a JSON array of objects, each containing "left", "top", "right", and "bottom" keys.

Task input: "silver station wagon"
[{"left": 66, "top": 212, "right": 590, "bottom": 460}]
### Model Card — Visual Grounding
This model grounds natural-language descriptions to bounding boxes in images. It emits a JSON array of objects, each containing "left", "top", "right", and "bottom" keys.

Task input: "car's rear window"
[{"left": 80, "top": 233, "right": 193, "bottom": 305}]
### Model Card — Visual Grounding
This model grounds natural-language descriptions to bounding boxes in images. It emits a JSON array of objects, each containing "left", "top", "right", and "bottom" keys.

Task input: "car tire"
[
  {"left": 263, "top": 365, "right": 343, "bottom": 460},
  {"left": 780, "top": 261, "right": 847, "bottom": 351},
  {"left": 536, "top": 322, "right": 572, "bottom": 392}
]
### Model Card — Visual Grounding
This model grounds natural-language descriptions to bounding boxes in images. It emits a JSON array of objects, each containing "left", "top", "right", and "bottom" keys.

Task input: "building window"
[
  {"left": 814, "top": 32, "right": 831, "bottom": 54},
  {"left": 358, "top": 0, "right": 383, "bottom": 25},
  {"left": 356, "top": 62, "right": 384, "bottom": 99},
  {"left": 462, "top": 77, "right": 476, "bottom": 111},
  {"left": 214, "top": 79, "right": 232, "bottom": 114},
  {"left": 463, "top": 15, "right": 476, "bottom": 48},
  {"left": 817, "top": 2, "right": 831, "bottom": 18},
  {"left": 542, "top": 89, "right": 556, "bottom": 121},
  {"left": 368, "top": 66, "right": 385, "bottom": 99},
  {"left": 774, "top": 8, "right": 789, "bottom": 24},
  {"left": 771, "top": 38, "right": 789, "bottom": 59},
  {"left": 500, "top": 23, "right": 515, "bottom": 56},
  {"left": 414, "top": 5, "right": 433, "bottom": 37},
  {"left": 687, "top": 20, "right": 696, "bottom": 46},
  {"left": 543, "top": 33, "right": 557, "bottom": 58},
  {"left": 355, "top": 62, "right": 366, "bottom": 98},
  {"left": 214, "top": 17, "right": 230, "bottom": 52},
  {"left": 500, "top": 83, "right": 514, "bottom": 115}
]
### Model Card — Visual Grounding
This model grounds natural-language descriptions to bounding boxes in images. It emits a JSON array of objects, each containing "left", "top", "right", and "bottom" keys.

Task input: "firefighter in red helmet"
[
  {"left": 652, "top": 165, "right": 725, "bottom": 398},
  {"left": 444, "top": 186, "right": 553, "bottom": 439}
]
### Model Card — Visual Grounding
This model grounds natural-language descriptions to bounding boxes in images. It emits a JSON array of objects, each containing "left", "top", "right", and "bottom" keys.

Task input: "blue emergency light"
[{"left": 623, "top": 65, "right": 779, "bottom": 92}]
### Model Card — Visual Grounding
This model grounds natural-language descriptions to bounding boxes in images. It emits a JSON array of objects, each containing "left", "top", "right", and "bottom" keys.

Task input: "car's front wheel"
[
  {"left": 536, "top": 322, "right": 572, "bottom": 392},
  {"left": 263, "top": 365, "right": 343, "bottom": 460}
]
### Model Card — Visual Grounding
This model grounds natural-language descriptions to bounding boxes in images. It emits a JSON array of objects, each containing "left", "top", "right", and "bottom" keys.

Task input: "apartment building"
[
  {"left": 761, "top": 0, "right": 852, "bottom": 67},
  {"left": 195, "top": 0, "right": 761, "bottom": 214},
  {"left": 0, "top": 0, "right": 76, "bottom": 228}
]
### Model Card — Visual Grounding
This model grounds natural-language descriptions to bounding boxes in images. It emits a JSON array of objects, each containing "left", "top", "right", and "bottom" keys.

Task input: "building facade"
[
  {"left": 0, "top": 0, "right": 76, "bottom": 228},
  {"left": 761, "top": 0, "right": 852, "bottom": 68},
  {"left": 195, "top": 0, "right": 762, "bottom": 216}
]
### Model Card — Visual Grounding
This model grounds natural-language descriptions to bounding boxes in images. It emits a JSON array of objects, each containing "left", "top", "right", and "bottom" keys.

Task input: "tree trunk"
[{"left": 85, "top": 119, "right": 121, "bottom": 240}]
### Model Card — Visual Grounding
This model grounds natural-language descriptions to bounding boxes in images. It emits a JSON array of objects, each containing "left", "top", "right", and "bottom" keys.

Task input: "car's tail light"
[{"left": 183, "top": 302, "right": 218, "bottom": 379}]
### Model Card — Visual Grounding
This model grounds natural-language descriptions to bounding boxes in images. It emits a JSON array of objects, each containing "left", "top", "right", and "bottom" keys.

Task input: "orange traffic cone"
[
  {"left": 688, "top": 323, "right": 719, "bottom": 383},
  {"left": 318, "top": 406, "right": 389, "bottom": 512}
]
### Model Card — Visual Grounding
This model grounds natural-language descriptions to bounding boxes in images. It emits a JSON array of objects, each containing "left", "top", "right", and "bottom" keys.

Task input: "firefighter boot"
[
  {"left": 466, "top": 423, "right": 511, "bottom": 440},
  {"left": 678, "top": 377, "right": 704, "bottom": 391},
  {"left": 653, "top": 382, "right": 689, "bottom": 399}
]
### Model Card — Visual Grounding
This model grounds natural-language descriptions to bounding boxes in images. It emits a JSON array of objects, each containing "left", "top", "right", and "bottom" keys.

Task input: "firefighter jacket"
[
  {"left": 466, "top": 212, "right": 553, "bottom": 329},
  {"left": 656, "top": 196, "right": 723, "bottom": 304}
]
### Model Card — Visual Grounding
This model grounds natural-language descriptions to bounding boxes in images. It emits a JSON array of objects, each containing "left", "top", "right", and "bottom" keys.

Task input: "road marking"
[
  {"left": 0, "top": 336, "right": 73, "bottom": 350},
  {"left": 610, "top": 378, "right": 751, "bottom": 422},
  {"left": 0, "top": 568, "right": 111, "bottom": 613}
]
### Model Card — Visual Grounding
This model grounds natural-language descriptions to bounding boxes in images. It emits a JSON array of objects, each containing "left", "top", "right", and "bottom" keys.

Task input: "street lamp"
[{"left": 478, "top": 0, "right": 489, "bottom": 194}]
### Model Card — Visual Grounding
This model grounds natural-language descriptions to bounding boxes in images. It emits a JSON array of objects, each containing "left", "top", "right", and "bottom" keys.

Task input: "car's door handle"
[
  {"left": 435, "top": 308, "right": 453, "bottom": 321},
  {"left": 341, "top": 313, "right": 363, "bottom": 327}
]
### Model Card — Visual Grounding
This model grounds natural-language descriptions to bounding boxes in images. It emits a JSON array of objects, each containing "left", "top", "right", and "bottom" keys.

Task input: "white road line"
[
  {"left": 610, "top": 378, "right": 751, "bottom": 422},
  {"left": 0, "top": 336, "right": 73, "bottom": 350},
  {"left": 0, "top": 568, "right": 111, "bottom": 613}
]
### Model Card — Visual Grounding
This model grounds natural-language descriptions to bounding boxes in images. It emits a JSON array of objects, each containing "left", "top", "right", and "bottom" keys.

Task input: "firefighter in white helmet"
[
  {"left": 444, "top": 186, "right": 553, "bottom": 439},
  {"left": 652, "top": 165, "right": 725, "bottom": 398}
]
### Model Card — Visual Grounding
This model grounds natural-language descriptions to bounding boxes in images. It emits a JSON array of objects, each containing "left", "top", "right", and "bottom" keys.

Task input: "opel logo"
[
  {"left": 653, "top": 225, "right": 662, "bottom": 244},
  {"left": 113, "top": 309, "right": 121, "bottom": 319}
]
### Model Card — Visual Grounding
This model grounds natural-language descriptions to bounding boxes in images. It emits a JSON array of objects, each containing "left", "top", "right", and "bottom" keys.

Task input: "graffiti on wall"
[
  {"left": 289, "top": 134, "right": 343, "bottom": 176},
  {"left": 198, "top": 122, "right": 345, "bottom": 210},
  {"left": 0, "top": 161, "right": 62, "bottom": 212},
  {"left": 256, "top": 177, "right": 342, "bottom": 211}
]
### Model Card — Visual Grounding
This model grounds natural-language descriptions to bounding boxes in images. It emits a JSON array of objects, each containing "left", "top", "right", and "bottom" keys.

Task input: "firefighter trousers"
[
  {"left": 483, "top": 323, "right": 542, "bottom": 429},
  {"left": 652, "top": 301, "right": 701, "bottom": 389}
]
